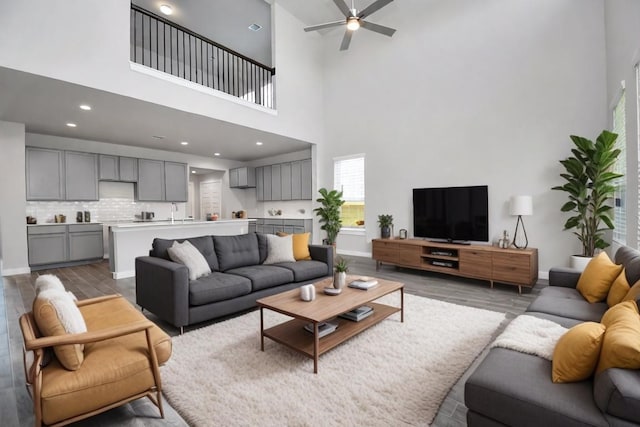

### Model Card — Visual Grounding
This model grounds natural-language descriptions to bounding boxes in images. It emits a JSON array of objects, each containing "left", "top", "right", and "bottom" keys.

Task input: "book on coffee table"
[
  {"left": 303, "top": 321, "right": 338, "bottom": 338},
  {"left": 339, "top": 305, "right": 374, "bottom": 322},
  {"left": 348, "top": 279, "right": 379, "bottom": 290}
]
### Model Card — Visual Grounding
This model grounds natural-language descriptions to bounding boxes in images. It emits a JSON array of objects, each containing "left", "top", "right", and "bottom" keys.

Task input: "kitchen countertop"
[
  {"left": 27, "top": 222, "right": 103, "bottom": 227},
  {"left": 109, "top": 219, "right": 255, "bottom": 229},
  {"left": 250, "top": 217, "right": 314, "bottom": 220}
]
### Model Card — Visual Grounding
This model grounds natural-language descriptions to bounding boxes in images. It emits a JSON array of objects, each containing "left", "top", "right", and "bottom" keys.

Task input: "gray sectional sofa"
[
  {"left": 135, "top": 233, "right": 333, "bottom": 333},
  {"left": 465, "top": 246, "right": 640, "bottom": 427}
]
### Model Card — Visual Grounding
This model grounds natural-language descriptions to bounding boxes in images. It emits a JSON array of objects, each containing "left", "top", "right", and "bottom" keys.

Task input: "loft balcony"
[{"left": 130, "top": 5, "right": 275, "bottom": 109}]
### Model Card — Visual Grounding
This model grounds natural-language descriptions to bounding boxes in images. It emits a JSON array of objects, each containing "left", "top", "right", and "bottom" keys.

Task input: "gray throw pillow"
[
  {"left": 167, "top": 240, "right": 211, "bottom": 281},
  {"left": 263, "top": 234, "right": 296, "bottom": 264}
]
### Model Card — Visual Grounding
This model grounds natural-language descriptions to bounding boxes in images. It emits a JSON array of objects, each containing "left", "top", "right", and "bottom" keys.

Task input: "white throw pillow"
[
  {"left": 264, "top": 234, "right": 296, "bottom": 264},
  {"left": 167, "top": 240, "right": 212, "bottom": 281},
  {"left": 35, "top": 274, "right": 66, "bottom": 295},
  {"left": 37, "top": 288, "right": 87, "bottom": 335}
]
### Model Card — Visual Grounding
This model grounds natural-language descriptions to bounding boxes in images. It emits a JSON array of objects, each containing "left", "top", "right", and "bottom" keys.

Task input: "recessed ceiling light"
[
  {"left": 66, "top": 123, "right": 77, "bottom": 128},
  {"left": 152, "top": 135, "right": 165, "bottom": 140},
  {"left": 160, "top": 4, "right": 173, "bottom": 15},
  {"left": 79, "top": 104, "right": 91, "bottom": 111},
  {"left": 214, "top": 152, "right": 221, "bottom": 156},
  {"left": 248, "top": 23, "right": 262, "bottom": 32},
  {"left": 191, "top": 170, "right": 196, "bottom": 174},
  {"left": 256, "top": 141, "right": 263, "bottom": 146},
  {"left": 180, "top": 141, "right": 189, "bottom": 145}
]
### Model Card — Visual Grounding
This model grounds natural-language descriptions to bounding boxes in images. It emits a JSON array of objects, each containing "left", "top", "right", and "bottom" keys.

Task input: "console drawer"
[
  {"left": 459, "top": 249, "right": 492, "bottom": 279},
  {"left": 492, "top": 252, "right": 531, "bottom": 285}
]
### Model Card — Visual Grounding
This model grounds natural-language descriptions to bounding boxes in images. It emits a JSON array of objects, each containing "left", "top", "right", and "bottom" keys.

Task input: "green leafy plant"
[
  {"left": 314, "top": 188, "right": 345, "bottom": 245},
  {"left": 551, "top": 130, "right": 622, "bottom": 257},
  {"left": 334, "top": 256, "right": 349, "bottom": 273},
  {"left": 377, "top": 214, "right": 394, "bottom": 228}
]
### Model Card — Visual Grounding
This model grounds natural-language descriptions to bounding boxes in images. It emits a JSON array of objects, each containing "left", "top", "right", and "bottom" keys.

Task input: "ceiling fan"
[{"left": 304, "top": 0, "right": 396, "bottom": 51}]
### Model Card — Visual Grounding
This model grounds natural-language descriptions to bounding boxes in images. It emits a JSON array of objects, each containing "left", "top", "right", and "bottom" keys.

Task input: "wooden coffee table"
[{"left": 257, "top": 276, "right": 404, "bottom": 373}]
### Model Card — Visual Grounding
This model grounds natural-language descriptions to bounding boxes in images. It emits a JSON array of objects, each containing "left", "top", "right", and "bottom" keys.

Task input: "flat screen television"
[{"left": 413, "top": 185, "right": 489, "bottom": 243}]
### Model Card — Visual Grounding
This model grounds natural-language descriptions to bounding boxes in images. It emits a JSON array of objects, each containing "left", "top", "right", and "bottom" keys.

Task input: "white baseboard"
[
  {"left": 336, "top": 250, "right": 372, "bottom": 258},
  {"left": 539, "top": 270, "right": 549, "bottom": 280},
  {"left": 112, "top": 271, "right": 135, "bottom": 279},
  {"left": 2, "top": 267, "right": 31, "bottom": 276}
]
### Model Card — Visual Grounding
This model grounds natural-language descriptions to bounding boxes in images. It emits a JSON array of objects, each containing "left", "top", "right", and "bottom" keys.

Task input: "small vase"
[{"left": 333, "top": 272, "right": 346, "bottom": 290}]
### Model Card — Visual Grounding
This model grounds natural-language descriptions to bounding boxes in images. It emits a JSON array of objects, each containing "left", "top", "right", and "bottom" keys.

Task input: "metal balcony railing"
[{"left": 130, "top": 5, "right": 275, "bottom": 109}]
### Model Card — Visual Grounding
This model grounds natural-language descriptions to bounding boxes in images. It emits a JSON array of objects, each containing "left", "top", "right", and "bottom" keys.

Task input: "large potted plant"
[
  {"left": 314, "top": 188, "right": 345, "bottom": 246},
  {"left": 551, "top": 130, "right": 622, "bottom": 270}
]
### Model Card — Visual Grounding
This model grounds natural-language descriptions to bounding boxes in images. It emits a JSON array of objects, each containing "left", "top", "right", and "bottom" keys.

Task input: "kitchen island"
[{"left": 108, "top": 219, "right": 254, "bottom": 279}]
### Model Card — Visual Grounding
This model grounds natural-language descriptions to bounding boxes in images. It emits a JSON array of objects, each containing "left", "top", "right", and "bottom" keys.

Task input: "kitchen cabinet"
[
  {"left": 271, "top": 164, "right": 282, "bottom": 200},
  {"left": 28, "top": 224, "right": 104, "bottom": 268},
  {"left": 281, "top": 163, "right": 292, "bottom": 200},
  {"left": 256, "top": 167, "right": 264, "bottom": 201},
  {"left": 301, "top": 159, "right": 312, "bottom": 200},
  {"left": 26, "top": 147, "right": 65, "bottom": 200},
  {"left": 65, "top": 151, "right": 98, "bottom": 201},
  {"left": 291, "top": 161, "right": 302, "bottom": 200},
  {"left": 229, "top": 167, "right": 256, "bottom": 188},
  {"left": 253, "top": 218, "right": 312, "bottom": 238},
  {"left": 119, "top": 157, "right": 138, "bottom": 182},
  {"left": 165, "top": 161, "right": 188, "bottom": 202},
  {"left": 99, "top": 155, "right": 119, "bottom": 180},
  {"left": 263, "top": 166, "right": 272, "bottom": 201},
  {"left": 137, "top": 159, "right": 165, "bottom": 201},
  {"left": 99, "top": 155, "right": 138, "bottom": 182}
]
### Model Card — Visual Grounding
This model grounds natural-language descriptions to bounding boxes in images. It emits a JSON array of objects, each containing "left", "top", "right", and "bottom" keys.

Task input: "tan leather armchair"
[{"left": 19, "top": 294, "right": 172, "bottom": 426}]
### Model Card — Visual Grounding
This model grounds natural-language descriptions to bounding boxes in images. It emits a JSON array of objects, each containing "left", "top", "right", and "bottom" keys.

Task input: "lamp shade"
[{"left": 510, "top": 195, "right": 533, "bottom": 216}]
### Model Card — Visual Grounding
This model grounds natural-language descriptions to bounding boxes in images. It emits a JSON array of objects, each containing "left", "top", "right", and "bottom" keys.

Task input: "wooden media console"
[{"left": 372, "top": 238, "right": 538, "bottom": 294}]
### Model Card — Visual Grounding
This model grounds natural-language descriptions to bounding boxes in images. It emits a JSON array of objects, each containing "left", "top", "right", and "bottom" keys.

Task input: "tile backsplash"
[{"left": 25, "top": 182, "right": 186, "bottom": 224}]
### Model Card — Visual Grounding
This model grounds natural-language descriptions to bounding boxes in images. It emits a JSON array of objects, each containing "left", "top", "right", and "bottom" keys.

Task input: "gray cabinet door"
[
  {"left": 301, "top": 159, "right": 312, "bottom": 200},
  {"left": 281, "top": 163, "right": 292, "bottom": 200},
  {"left": 119, "top": 157, "right": 138, "bottom": 182},
  {"left": 65, "top": 151, "right": 98, "bottom": 200},
  {"left": 28, "top": 232, "right": 68, "bottom": 265},
  {"left": 69, "top": 231, "right": 103, "bottom": 261},
  {"left": 137, "top": 159, "right": 165, "bottom": 201},
  {"left": 26, "top": 147, "right": 64, "bottom": 200},
  {"left": 263, "top": 166, "right": 272, "bottom": 201},
  {"left": 271, "top": 164, "right": 282, "bottom": 201},
  {"left": 291, "top": 161, "right": 302, "bottom": 200},
  {"left": 165, "top": 161, "right": 188, "bottom": 202},
  {"left": 99, "top": 154, "right": 119, "bottom": 181},
  {"left": 255, "top": 167, "right": 264, "bottom": 201},
  {"left": 229, "top": 168, "right": 239, "bottom": 187}
]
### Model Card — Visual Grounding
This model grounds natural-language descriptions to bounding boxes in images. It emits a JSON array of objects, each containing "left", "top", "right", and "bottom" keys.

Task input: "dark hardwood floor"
[{"left": 1, "top": 256, "right": 544, "bottom": 426}]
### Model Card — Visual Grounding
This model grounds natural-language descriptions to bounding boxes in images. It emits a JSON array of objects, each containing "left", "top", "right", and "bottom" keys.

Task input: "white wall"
[
  {"left": 0, "top": 1, "right": 324, "bottom": 145},
  {"left": 605, "top": 0, "right": 640, "bottom": 249},
  {"left": 317, "top": 0, "right": 608, "bottom": 271},
  {"left": 0, "top": 121, "right": 29, "bottom": 275}
]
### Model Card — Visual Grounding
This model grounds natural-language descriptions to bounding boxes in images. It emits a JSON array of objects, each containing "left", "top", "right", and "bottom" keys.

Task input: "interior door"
[
  {"left": 186, "top": 181, "right": 196, "bottom": 219},
  {"left": 200, "top": 180, "right": 222, "bottom": 219}
]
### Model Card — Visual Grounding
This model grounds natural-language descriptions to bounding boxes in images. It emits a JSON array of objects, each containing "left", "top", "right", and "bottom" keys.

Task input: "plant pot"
[
  {"left": 333, "top": 272, "right": 346, "bottom": 290},
  {"left": 381, "top": 226, "right": 391, "bottom": 239},
  {"left": 570, "top": 255, "right": 592, "bottom": 272}
]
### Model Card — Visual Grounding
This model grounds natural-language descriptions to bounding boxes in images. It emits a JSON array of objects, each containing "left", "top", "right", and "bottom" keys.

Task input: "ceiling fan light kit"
[{"left": 304, "top": 0, "right": 396, "bottom": 51}]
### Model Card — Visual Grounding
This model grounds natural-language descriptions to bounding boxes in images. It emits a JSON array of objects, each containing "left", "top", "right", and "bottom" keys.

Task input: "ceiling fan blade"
[
  {"left": 333, "top": 0, "right": 353, "bottom": 17},
  {"left": 304, "top": 20, "right": 346, "bottom": 32},
  {"left": 360, "top": 20, "right": 396, "bottom": 37},
  {"left": 340, "top": 30, "right": 353, "bottom": 51},
  {"left": 358, "top": 0, "right": 394, "bottom": 19}
]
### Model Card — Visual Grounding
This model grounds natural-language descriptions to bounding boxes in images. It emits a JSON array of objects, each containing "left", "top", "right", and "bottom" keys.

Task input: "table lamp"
[{"left": 510, "top": 195, "right": 532, "bottom": 249}]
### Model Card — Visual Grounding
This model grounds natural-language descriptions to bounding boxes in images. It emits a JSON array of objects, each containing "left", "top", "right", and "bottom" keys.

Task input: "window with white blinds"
[
  {"left": 334, "top": 155, "right": 365, "bottom": 228},
  {"left": 613, "top": 90, "right": 626, "bottom": 244}
]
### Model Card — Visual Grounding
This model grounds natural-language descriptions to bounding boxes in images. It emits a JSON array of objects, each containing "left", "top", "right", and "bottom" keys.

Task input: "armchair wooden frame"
[{"left": 19, "top": 295, "right": 165, "bottom": 427}]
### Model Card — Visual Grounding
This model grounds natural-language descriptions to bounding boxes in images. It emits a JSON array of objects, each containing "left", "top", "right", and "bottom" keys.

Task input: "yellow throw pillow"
[
  {"left": 552, "top": 322, "right": 606, "bottom": 383},
  {"left": 276, "top": 232, "right": 311, "bottom": 261},
  {"left": 607, "top": 269, "right": 631, "bottom": 307},
  {"left": 623, "top": 280, "right": 640, "bottom": 302},
  {"left": 576, "top": 252, "right": 623, "bottom": 303},
  {"left": 596, "top": 300, "right": 640, "bottom": 373}
]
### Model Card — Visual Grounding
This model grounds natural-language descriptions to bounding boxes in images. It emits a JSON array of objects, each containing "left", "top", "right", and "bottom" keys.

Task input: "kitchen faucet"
[{"left": 171, "top": 203, "right": 178, "bottom": 224}]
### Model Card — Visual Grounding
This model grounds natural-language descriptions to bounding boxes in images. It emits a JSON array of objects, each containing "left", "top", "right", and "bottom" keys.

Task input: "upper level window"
[
  {"left": 613, "top": 89, "right": 626, "bottom": 244},
  {"left": 334, "top": 155, "right": 365, "bottom": 229}
]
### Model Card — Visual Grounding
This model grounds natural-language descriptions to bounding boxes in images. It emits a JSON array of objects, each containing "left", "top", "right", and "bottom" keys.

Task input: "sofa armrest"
[
  {"left": 594, "top": 368, "right": 640, "bottom": 424},
  {"left": 309, "top": 245, "right": 334, "bottom": 273},
  {"left": 135, "top": 256, "right": 190, "bottom": 328},
  {"left": 548, "top": 267, "right": 581, "bottom": 288}
]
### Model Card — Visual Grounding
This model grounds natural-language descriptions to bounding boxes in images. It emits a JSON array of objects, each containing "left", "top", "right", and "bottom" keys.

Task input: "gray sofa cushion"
[
  {"left": 526, "top": 296, "right": 608, "bottom": 322},
  {"left": 256, "top": 233, "right": 268, "bottom": 264},
  {"left": 213, "top": 234, "right": 260, "bottom": 271},
  {"left": 539, "top": 286, "right": 586, "bottom": 300},
  {"left": 615, "top": 246, "right": 640, "bottom": 285},
  {"left": 189, "top": 272, "right": 252, "bottom": 306},
  {"left": 465, "top": 348, "right": 609, "bottom": 427},
  {"left": 151, "top": 236, "right": 219, "bottom": 271},
  {"left": 226, "top": 265, "right": 294, "bottom": 291},
  {"left": 594, "top": 368, "right": 640, "bottom": 424},
  {"left": 526, "top": 311, "right": 584, "bottom": 329},
  {"left": 276, "top": 260, "right": 329, "bottom": 282}
]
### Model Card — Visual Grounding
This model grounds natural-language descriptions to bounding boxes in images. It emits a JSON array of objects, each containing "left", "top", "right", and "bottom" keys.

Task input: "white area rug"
[{"left": 161, "top": 293, "right": 505, "bottom": 426}]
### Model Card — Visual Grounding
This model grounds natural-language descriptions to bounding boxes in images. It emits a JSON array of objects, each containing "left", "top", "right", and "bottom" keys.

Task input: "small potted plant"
[
  {"left": 333, "top": 256, "right": 349, "bottom": 290},
  {"left": 378, "top": 214, "right": 394, "bottom": 239}
]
